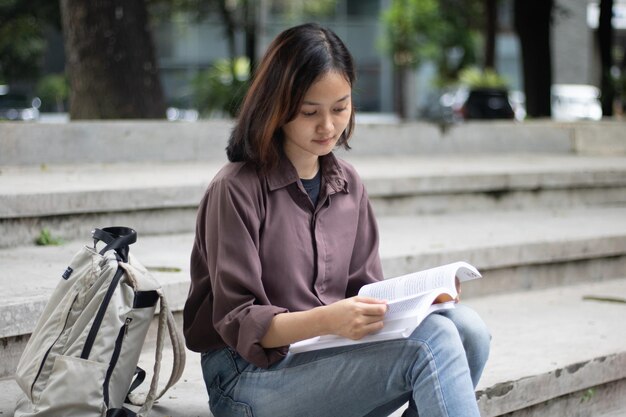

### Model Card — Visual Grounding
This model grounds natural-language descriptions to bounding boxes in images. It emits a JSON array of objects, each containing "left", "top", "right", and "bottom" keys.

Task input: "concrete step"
[
  {"left": 5, "top": 120, "right": 626, "bottom": 167},
  {"left": 3, "top": 120, "right": 625, "bottom": 416},
  {"left": 353, "top": 155, "right": 626, "bottom": 216},
  {"left": 1, "top": 206, "right": 625, "bottom": 379},
  {"left": 473, "top": 278, "right": 626, "bottom": 417},
  {"left": 598, "top": 409, "right": 626, "bottom": 417},
  {"left": 2, "top": 154, "right": 625, "bottom": 248},
  {"left": 1, "top": 278, "right": 625, "bottom": 417}
]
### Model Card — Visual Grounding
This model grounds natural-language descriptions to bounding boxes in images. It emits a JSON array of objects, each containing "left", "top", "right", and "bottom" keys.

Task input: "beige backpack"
[{"left": 14, "top": 227, "right": 186, "bottom": 417}]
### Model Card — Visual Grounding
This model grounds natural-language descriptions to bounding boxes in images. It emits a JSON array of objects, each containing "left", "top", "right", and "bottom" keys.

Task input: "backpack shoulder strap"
[{"left": 129, "top": 290, "right": 186, "bottom": 417}]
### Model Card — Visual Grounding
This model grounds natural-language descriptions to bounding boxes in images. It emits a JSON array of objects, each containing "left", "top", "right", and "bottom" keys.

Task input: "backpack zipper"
[
  {"left": 81, "top": 265, "right": 124, "bottom": 359},
  {"left": 103, "top": 317, "right": 132, "bottom": 407},
  {"left": 30, "top": 291, "right": 79, "bottom": 399}
]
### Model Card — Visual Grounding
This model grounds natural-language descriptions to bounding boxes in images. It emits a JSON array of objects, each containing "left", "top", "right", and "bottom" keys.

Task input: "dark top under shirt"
[{"left": 300, "top": 169, "right": 322, "bottom": 207}]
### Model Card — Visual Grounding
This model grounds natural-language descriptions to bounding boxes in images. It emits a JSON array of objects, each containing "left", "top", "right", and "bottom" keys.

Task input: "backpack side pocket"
[
  {"left": 14, "top": 289, "right": 79, "bottom": 401},
  {"left": 35, "top": 355, "right": 108, "bottom": 417}
]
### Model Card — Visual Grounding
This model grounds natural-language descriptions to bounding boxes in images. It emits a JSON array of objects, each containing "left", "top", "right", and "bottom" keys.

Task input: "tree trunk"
[
  {"left": 216, "top": 0, "right": 238, "bottom": 83},
  {"left": 514, "top": 0, "right": 553, "bottom": 118},
  {"left": 484, "top": 0, "right": 497, "bottom": 70},
  {"left": 621, "top": 45, "right": 626, "bottom": 113},
  {"left": 243, "top": 0, "right": 258, "bottom": 72},
  {"left": 394, "top": 65, "right": 409, "bottom": 120},
  {"left": 598, "top": 0, "right": 614, "bottom": 117},
  {"left": 217, "top": 0, "right": 237, "bottom": 62},
  {"left": 60, "top": 0, "right": 165, "bottom": 119}
]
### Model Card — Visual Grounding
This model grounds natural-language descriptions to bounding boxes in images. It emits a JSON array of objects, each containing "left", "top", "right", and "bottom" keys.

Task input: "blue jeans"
[{"left": 200, "top": 304, "right": 490, "bottom": 417}]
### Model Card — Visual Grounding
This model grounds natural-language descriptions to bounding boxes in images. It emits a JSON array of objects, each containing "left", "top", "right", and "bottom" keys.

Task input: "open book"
[{"left": 290, "top": 261, "right": 481, "bottom": 354}]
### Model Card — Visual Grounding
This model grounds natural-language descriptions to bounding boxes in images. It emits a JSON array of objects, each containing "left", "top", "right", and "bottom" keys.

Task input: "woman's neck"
[{"left": 290, "top": 155, "right": 320, "bottom": 180}]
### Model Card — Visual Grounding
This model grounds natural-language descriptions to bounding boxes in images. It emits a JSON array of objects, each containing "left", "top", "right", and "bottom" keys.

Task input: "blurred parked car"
[
  {"left": 0, "top": 86, "right": 40, "bottom": 121},
  {"left": 461, "top": 88, "right": 515, "bottom": 120},
  {"left": 420, "top": 86, "right": 519, "bottom": 123},
  {"left": 418, "top": 88, "right": 467, "bottom": 124},
  {"left": 508, "top": 90, "right": 526, "bottom": 121},
  {"left": 166, "top": 107, "right": 199, "bottom": 122},
  {"left": 551, "top": 84, "right": 602, "bottom": 121}
]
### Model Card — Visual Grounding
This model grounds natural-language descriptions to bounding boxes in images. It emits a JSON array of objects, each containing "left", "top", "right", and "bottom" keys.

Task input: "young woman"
[{"left": 183, "top": 23, "right": 490, "bottom": 417}]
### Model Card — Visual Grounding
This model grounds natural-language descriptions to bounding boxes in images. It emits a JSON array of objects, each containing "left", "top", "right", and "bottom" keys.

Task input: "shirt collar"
[{"left": 266, "top": 152, "right": 348, "bottom": 193}]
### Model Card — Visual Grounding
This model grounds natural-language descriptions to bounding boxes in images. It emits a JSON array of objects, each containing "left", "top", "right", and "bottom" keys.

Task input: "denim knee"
[
  {"left": 442, "top": 306, "right": 490, "bottom": 357},
  {"left": 406, "top": 314, "right": 479, "bottom": 416},
  {"left": 437, "top": 305, "right": 491, "bottom": 386},
  {"left": 454, "top": 305, "right": 490, "bottom": 342},
  {"left": 409, "top": 313, "right": 466, "bottom": 358}
]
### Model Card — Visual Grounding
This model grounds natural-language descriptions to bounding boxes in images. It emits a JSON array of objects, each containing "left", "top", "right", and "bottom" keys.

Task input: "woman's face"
[{"left": 282, "top": 71, "right": 352, "bottom": 173}]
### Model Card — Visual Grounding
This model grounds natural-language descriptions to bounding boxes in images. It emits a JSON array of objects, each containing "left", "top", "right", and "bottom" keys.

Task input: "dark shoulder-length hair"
[{"left": 226, "top": 23, "right": 356, "bottom": 171}]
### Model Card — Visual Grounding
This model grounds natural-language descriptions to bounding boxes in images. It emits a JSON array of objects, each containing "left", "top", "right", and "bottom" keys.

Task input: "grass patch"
[{"left": 35, "top": 228, "right": 64, "bottom": 246}]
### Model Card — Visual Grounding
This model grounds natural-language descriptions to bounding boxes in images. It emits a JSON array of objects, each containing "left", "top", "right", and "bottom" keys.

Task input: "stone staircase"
[{"left": 1, "top": 120, "right": 625, "bottom": 416}]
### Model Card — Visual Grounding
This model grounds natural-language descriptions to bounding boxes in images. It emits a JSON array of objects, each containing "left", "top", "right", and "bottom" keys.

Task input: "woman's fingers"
[
  {"left": 347, "top": 298, "right": 387, "bottom": 339},
  {"left": 353, "top": 296, "right": 388, "bottom": 315},
  {"left": 325, "top": 296, "right": 387, "bottom": 340}
]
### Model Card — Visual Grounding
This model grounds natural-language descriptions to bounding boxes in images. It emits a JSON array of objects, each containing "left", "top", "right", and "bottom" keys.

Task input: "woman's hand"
[
  {"left": 321, "top": 296, "right": 387, "bottom": 340},
  {"left": 455, "top": 276, "right": 462, "bottom": 303},
  {"left": 261, "top": 297, "right": 386, "bottom": 348}
]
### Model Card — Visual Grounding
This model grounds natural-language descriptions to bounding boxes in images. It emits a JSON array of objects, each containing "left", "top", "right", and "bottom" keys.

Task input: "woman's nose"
[{"left": 317, "top": 113, "right": 333, "bottom": 134}]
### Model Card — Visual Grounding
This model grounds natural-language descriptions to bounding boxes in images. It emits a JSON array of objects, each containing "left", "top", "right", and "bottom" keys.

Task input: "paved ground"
[{"left": 2, "top": 277, "right": 625, "bottom": 416}]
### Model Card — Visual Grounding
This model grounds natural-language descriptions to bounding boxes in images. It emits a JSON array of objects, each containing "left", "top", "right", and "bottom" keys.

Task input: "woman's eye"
[
  {"left": 334, "top": 107, "right": 348, "bottom": 113},
  {"left": 301, "top": 110, "right": 316, "bottom": 116}
]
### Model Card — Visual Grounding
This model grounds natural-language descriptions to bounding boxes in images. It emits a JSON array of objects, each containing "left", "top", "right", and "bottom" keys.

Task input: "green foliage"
[
  {"left": 36, "top": 73, "right": 69, "bottom": 112},
  {"left": 381, "top": 0, "right": 441, "bottom": 68},
  {"left": 270, "top": 0, "right": 338, "bottom": 19},
  {"left": 191, "top": 56, "right": 250, "bottom": 118},
  {"left": 35, "top": 228, "right": 64, "bottom": 246},
  {"left": 459, "top": 67, "right": 509, "bottom": 89},
  {"left": 580, "top": 388, "right": 596, "bottom": 403},
  {"left": 434, "top": 0, "right": 482, "bottom": 86},
  {"left": 0, "top": 15, "right": 45, "bottom": 82},
  {"left": 380, "top": 0, "right": 482, "bottom": 84},
  {"left": 301, "top": 0, "right": 337, "bottom": 17},
  {"left": 148, "top": 0, "right": 216, "bottom": 22},
  {"left": 0, "top": 0, "right": 61, "bottom": 82}
]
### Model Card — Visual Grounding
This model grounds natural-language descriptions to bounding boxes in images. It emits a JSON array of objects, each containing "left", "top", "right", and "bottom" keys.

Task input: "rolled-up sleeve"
[{"left": 203, "top": 175, "right": 289, "bottom": 368}]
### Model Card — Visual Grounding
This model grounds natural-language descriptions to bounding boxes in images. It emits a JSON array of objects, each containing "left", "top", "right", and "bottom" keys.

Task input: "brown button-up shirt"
[{"left": 183, "top": 153, "right": 383, "bottom": 368}]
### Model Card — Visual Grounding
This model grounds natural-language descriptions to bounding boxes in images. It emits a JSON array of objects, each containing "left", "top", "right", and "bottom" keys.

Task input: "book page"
[
  {"left": 290, "top": 289, "right": 457, "bottom": 354},
  {"left": 359, "top": 261, "right": 479, "bottom": 301},
  {"left": 358, "top": 269, "right": 431, "bottom": 300},
  {"left": 385, "top": 290, "right": 455, "bottom": 320},
  {"left": 290, "top": 262, "right": 481, "bottom": 354},
  {"left": 455, "top": 263, "right": 482, "bottom": 281}
]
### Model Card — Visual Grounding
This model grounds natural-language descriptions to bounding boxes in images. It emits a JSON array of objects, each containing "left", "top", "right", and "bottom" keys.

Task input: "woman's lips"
[{"left": 313, "top": 137, "right": 334, "bottom": 145}]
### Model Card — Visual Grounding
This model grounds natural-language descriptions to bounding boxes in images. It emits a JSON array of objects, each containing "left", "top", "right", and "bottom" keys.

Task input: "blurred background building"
[
  {"left": 2, "top": 0, "right": 626, "bottom": 120},
  {"left": 149, "top": 0, "right": 625, "bottom": 118}
]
